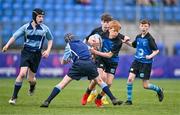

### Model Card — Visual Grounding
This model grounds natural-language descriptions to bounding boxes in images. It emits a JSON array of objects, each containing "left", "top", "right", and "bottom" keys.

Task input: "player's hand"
[
  {"left": 122, "top": 36, "right": 130, "bottom": 43},
  {"left": 2, "top": 45, "right": 8, "bottom": 52},
  {"left": 42, "top": 50, "right": 50, "bottom": 58},
  {"left": 90, "top": 47, "right": 96, "bottom": 54},
  {"left": 145, "top": 55, "right": 152, "bottom": 59}
]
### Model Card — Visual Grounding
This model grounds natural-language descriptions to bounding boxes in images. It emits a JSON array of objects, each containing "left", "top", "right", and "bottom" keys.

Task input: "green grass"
[{"left": 0, "top": 78, "right": 180, "bottom": 115}]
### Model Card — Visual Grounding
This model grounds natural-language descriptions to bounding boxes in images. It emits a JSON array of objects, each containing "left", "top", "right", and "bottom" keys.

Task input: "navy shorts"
[
  {"left": 129, "top": 60, "right": 152, "bottom": 80},
  {"left": 97, "top": 58, "right": 118, "bottom": 75},
  {"left": 20, "top": 49, "right": 42, "bottom": 73},
  {"left": 67, "top": 59, "right": 99, "bottom": 80}
]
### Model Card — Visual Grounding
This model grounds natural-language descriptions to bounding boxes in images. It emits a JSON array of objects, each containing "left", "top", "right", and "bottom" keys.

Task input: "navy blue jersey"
[
  {"left": 63, "top": 39, "right": 92, "bottom": 62},
  {"left": 132, "top": 33, "right": 158, "bottom": 63},
  {"left": 102, "top": 33, "right": 124, "bottom": 62}
]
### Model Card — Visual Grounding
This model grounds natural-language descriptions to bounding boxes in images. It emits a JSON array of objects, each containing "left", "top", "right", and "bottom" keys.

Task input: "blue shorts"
[{"left": 67, "top": 59, "right": 99, "bottom": 80}]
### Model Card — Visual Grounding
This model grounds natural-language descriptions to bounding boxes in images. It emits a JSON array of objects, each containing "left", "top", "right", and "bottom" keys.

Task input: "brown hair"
[
  {"left": 140, "top": 19, "right": 151, "bottom": 26},
  {"left": 101, "top": 13, "right": 113, "bottom": 22},
  {"left": 109, "top": 20, "right": 121, "bottom": 32}
]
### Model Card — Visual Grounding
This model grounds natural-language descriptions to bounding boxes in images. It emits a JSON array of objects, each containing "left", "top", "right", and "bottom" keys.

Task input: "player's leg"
[
  {"left": 95, "top": 73, "right": 113, "bottom": 106},
  {"left": 81, "top": 80, "right": 97, "bottom": 105},
  {"left": 87, "top": 68, "right": 105, "bottom": 103},
  {"left": 141, "top": 63, "right": 164, "bottom": 102},
  {"left": 27, "top": 51, "right": 41, "bottom": 96},
  {"left": 9, "top": 67, "right": 28, "bottom": 105},
  {"left": 94, "top": 76, "right": 123, "bottom": 106},
  {"left": 27, "top": 69, "right": 36, "bottom": 96},
  {"left": 40, "top": 75, "right": 73, "bottom": 107},
  {"left": 124, "top": 72, "right": 136, "bottom": 105},
  {"left": 143, "top": 80, "right": 164, "bottom": 102}
]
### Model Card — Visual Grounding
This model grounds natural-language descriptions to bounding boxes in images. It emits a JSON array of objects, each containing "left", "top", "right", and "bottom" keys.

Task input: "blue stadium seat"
[
  {"left": 157, "top": 42, "right": 167, "bottom": 55},
  {"left": 143, "top": 6, "right": 154, "bottom": 21},
  {"left": 163, "top": 6, "right": 174, "bottom": 22},
  {"left": 174, "top": 42, "right": 180, "bottom": 55},
  {"left": 124, "top": 6, "right": 136, "bottom": 21},
  {"left": 154, "top": 7, "right": 160, "bottom": 21},
  {"left": 173, "top": 7, "right": 180, "bottom": 22}
]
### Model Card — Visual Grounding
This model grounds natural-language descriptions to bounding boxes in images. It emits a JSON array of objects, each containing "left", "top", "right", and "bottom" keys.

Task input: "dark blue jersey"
[
  {"left": 102, "top": 33, "right": 124, "bottom": 62},
  {"left": 63, "top": 39, "right": 92, "bottom": 62},
  {"left": 132, "top": 33, "right": 158, "bottom": 63}
]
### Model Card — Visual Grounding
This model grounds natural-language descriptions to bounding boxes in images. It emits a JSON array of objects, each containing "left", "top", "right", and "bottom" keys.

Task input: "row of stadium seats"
[{"left": 1, "top": 0, "right": 180, "bottom": 47}]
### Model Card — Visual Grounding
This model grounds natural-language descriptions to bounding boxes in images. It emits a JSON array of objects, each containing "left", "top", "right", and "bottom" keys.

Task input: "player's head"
[
  {"left": 100, "top": 13, "right": 113, "bottom": 32},
  {"left": 108, "top": 20, "right": 121, "bottom": 39},
  {"left": 139, "top": 19, "right": 150, "bottom": 34},
  {"left": 32, "top": 8, "right": 45, "bottom": 25},
  {"left": 64, "top": 33, "right": 75, "bottom": 43}
]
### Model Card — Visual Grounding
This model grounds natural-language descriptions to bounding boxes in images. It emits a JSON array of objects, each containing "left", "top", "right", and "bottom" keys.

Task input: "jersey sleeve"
[
  {"left": 132, "top": 37, "right": 137, "bottom": 48},
  {"left": 12, "top": 24, "right": 26, "bottom": 40},
  {"left": 46, "top": 27, "right": 54, "bottom": 40},
  {"left": 63, "top": 43, "right": 72, "bottom": 61},
  {"left": 118, "top": 33, "right": 125, "bottom": 40},
  {"left": 148, "top": 36, "right": 158, "bottom": 50}
]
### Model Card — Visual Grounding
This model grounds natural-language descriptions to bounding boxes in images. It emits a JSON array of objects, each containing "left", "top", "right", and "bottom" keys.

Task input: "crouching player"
[{"left": 40, "top": 33, "right": 122, "bottom": 107}]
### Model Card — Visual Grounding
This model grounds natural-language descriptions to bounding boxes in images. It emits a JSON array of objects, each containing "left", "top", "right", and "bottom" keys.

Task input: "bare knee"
[
  {"left": 127, "top": 78, "right": 134, "bottom": 83},
  {"left": 143, "top": 84, "right": 149, "bottom": 89}
]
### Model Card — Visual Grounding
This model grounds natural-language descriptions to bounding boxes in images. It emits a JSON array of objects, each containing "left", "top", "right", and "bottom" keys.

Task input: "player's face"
[
  {"left": 101, "top": 21, "right": 110, "bottom": 32},
  {"left": 36, "top": 15, "right": 44, "bottom": 24},
  {"left": 109, "top": 27, "right": 119, "bottom": 39},
  {"left": 139, "top": 23, "right": 150, "bottom": 34}
]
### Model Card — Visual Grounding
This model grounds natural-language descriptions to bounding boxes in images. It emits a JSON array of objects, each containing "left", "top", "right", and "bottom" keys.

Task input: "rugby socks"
[
  {"left": 46, "top": 86, "right": 61, "bottom": 103},
  {"left": 29, "top": 81, "right": 36, "bottom": 92},
  {"left": 86, "top": 88, "right": 92, "bottom": 94},
  {"left": 147, "top": 83, "right": 160, "bottom": 92},
  {"left": 127, "top": 82, "right": 133, "bottom": 101},
  {"left": 100, "top": 82, "right": 115, "bottom": 100},
  {"left": 12, "top": 81, "right": 22, "bottom": 99},
  {"left": 96, "top": 94, "right": 103, "bottom": 100}
]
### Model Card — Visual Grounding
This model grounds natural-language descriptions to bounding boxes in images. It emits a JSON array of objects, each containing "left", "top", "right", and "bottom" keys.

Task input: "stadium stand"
[{"left": 0, "top": 0, "right": 180, "bottom": 54}]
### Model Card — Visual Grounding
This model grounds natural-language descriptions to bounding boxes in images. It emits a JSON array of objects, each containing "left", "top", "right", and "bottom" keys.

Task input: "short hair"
[
  {"left": 64, "top": 33, "right": 75, "bottom": 43},
  {"left": 101, "top": 13, "right": 113, "bottom": 22},
  {"left": 109, "top": 20, "right": 121, "bottom": 32},
  {"left": 140, "top": 19, "right": 151, "bottom": 26}
]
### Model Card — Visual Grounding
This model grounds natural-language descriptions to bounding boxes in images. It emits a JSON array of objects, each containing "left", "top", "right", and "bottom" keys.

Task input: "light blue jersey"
[{"left": 13, "top": 21, "right": 53, "bottom": 52}]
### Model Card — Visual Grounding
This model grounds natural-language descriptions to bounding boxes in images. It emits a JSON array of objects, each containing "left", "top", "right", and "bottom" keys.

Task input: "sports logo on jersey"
[
  {"left": 140, "top": 73, "right": 144, "bottom": 78},
  {"left": 110, "top": 68, "right": 115, "bottom": 74},
  {"left": 130, "top": 68, "right": 134, "bottom": 72}
]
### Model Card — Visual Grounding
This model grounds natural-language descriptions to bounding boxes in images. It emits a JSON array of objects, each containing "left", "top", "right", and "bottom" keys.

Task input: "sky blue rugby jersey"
[
  {"left": 132, "top": 33, "right": 158, "bottom": 63},
  {"left": 12, "top": 21, "right": 53, "bottom": 52}
]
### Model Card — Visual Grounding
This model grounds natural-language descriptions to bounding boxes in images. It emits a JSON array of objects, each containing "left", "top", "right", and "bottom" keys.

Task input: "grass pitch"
[{"left": 0, "top": 78, "right": 180, "bottom": 115}]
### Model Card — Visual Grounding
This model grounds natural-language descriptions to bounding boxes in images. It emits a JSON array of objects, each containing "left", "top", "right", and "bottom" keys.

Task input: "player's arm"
[
  {"left": 2, "top": 25, "right": 26, "bottom": 52},
  {"left": 61, "top": 43, "right": 72, "bottom": 65},
  {"left": 2, "top": 37, "right": 16, "bottom": 52},
  {"left": 124, "top": 38, "right": 137, "bottom": 48},
  {"left": 91, "top": 47, "right": 113, "bottom": 58},
  {"left": 146, "top": 37, "right": 159, "bottom": 59},
  {"left": 42, "top": 28, "right": 53, "bottom": 58}
]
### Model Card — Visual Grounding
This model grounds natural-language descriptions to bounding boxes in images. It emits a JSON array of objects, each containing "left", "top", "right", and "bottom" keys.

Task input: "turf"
[{"left": 0, "top": 78, "right": 180, "bottom": 115}]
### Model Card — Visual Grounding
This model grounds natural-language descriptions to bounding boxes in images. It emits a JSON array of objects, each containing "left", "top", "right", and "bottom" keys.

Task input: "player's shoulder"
[
  {"left": 40, "top": 23, "right": 50, "bottom": 30},
  {"left": 117, "top": 33, "right": 125, "bottom": 39},
  {"left": 92, "top": 27, "right": 103, "bottom": 33},
  {"left": 136, "top": 34, "right": 141, "bottom": 38}
]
